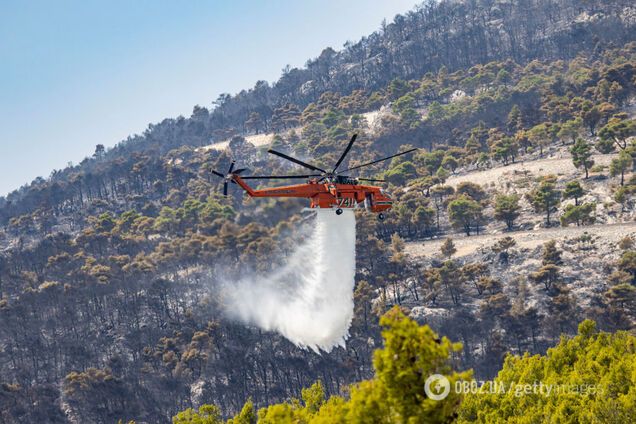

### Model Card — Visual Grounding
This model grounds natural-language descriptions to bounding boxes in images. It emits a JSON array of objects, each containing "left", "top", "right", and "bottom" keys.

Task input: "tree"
[
  {"left": 422, "top": 268, "right": 442, "bottom": 305},
  {"left": 614, "top": 185, "right": 633, "bottom": 212},
  {"left": 506, "top": 105, "right": 523, "bottom": 134},
  {"left": 515, "top": 130, "right": 532, "bottom": 154},
  {"left": 455, "top": 182, "right": 488, "bottom": 204},
  {"left": 64, "top": 368, "right": 137, "bottom": 422},
  {"left": 609, "top": 150, "right": 632, "bottom": 185},
  {"left": 563, "top": 180, "right": 585, "bottom": 205},
  {"left": 385, "top": 161, "right": 418, "bottom": 185},
  {"left": 560, "top": 203, "right": 595, "bottom": 227},
  {"left": 393, "top": 93, "right": 421, "bottom": 129},
  {"left": 461, "top": 262, "right": 489, "bottom": 294},
  {"left": 435, "top": 166, "right": 450, "bottom": 184},
  {"left": 173, "top": 405, "right": 222, "bottom": 424},
  {"left": 458, "top": 320, "right": 636, "bottom": 423},
  {"left": 527, "top": 177, "right": 561, "bottom": 226},
  {"left": 441, "top": 155, "right": 459, "bottom": 174},
  {"left": 430, "top": 185, "right": 455, "bottom": 230},
  {"left": 464, "top": 123, "right": 488, "bottom": 155},
  {"left": 599, "top": 118, "right": 636, "bottom": 151},
  {"left": 557, "top": 117, "right": 583, "bottom": 144},
  {"left": 542, "top": 240, "right": 563, "bottom": 266},
  {"left": 491, "top": 136, "right": 518, "bottom": 165},
  {"left": 244, "top": 112, "right": 264, "bottom": 134},
  {"left": 347, "top": 307, "right": 470, "bottom": 422},
  {"left": 570, "top": 138, "right": 594, "bottom": 179},
  {"left": 494, "top": 194, "right": 521, "bottom": 230},
  {"left": 447, "top": 195, "right": 483, "bottom": 236},
  {"left": 604, "top": 283, "right": 636, "bottom": 319},
  {"left": 491, "top": 236, "right": 516, "bottom": 264},
  {"left": 93, "top": 144, "right": 106, "bottom": 160},
  {"left": 618, "top": 250, "right": 636, "bottom": 283},
  {"left": 439, "top": 260, "right": 464, "bottom": 305},
  {"left": 227, "top": 400, "right": 256, "bottom": 424},
  {"left": 530, "top": 264, "right": 560, "bottom": 290},
  {"left": 596, "top": 136, "right": 616, "bottom": 154},
  {"left": 581, "top": 103, "right": 601, "bottom": 135},
  {"left": 545, "top": 284, "right": 578, "bottom": 335},
  {"left": 527, "top": 124, "right": 549, "bottom": 157},
  {"left": 253, "top": 307, "right": 471, "bottom": 423},
  {"left": 440, "top": 238, "right": 456, "bottom": 258},
  {"left": 411, "top": 205, "right": 436, "bottom": 236},
  {"left": 387, "top": 78, "right": 410, "bottom": 100},
  {"left": 488, "top": 128, "right": 517, "bottom": 165}
]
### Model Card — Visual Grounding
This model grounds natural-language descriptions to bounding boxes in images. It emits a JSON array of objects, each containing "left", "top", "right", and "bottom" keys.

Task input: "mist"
[{"left": 223, "top": 209, "right": 356, "bottom": 352}]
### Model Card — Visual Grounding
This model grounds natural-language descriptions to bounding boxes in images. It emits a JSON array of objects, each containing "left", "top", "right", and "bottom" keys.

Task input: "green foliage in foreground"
[
  {"left": 174, "top": 315, "right": 636, "bottom": 424},
  {"left": 458, "top": 320, "right": 636, "bottom": 423}
]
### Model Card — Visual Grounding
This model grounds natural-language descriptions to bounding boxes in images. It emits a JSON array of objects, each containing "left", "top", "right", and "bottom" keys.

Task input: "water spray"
[{"left": 224, "top": 209, "right": 356, "bottom": 352}]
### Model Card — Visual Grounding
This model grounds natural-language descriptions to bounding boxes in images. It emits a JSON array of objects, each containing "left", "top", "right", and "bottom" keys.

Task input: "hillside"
[
  {"left": 2, "top": 0, "right": 636, "bottom": 216},
  {"left": 1, "top": 0, "right": 636, "bottom": 422}
]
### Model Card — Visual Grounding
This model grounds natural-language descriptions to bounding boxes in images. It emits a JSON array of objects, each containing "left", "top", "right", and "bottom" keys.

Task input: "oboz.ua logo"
[{"left": 424, "top": 374, "right": 450, "bottom": 400}]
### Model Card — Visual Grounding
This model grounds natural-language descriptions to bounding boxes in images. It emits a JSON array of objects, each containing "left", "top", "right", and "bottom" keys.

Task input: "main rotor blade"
[
  {"left": 268, "top": 150, "right": 327, "bottom": 173},
  {"left": 241, "top": 174, "right": 321, "bottom": 180},
  {"left": 211, "top": 170, "right": 224, "bottom": 178},
  {"left": 332, "top": 133, "right": 357, "bottom": 173},
  {"left": 342, "top": 148, "right": 419, "bottom": 172},
  {"left": 357, "top": 178, "right": 386, "bottom": 182},
  {"left": 223, "top": 181, "right": 229, "bottom": 196},
  {"left": 233, "top": 168, "right": 247, "bottom": 174},
  {"left": 228, "top": 161, "right": 235, "bottom": 173}
]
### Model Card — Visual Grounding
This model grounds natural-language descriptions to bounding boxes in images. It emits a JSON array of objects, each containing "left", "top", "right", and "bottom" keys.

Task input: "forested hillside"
[
  {"left": 2, "top": 0, "right": 635, "bottom": 218},
  {"left": 1, "top": 0, "right": 636, "bottom": 422}
]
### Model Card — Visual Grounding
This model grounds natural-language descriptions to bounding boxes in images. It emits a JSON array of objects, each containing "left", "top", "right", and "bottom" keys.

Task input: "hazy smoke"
[{"left": 224, "top": 209, "right": 356, "bottom": 352}]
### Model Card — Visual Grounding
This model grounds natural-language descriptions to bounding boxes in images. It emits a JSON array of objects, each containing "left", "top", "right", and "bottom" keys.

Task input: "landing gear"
[
  {"left": 336, "top": 208, "right": 344, "bottom": 215},
  {"left": 378, "top": 213, "right": 385, "bottom": 221}
]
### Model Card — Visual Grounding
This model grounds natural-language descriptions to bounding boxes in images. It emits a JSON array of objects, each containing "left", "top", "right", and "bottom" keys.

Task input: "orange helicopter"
[{"left": 212, "top": 134, "right": 417, "bottom": 220}]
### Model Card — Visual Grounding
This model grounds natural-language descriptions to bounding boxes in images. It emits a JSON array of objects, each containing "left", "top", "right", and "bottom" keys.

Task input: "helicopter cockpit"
[{"left": 333, "top": 175, "right": 359, "bottom": 185}]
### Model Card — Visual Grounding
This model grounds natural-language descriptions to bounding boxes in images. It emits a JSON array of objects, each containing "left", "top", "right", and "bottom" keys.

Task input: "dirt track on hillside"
[
  {"left": 446, "top": 153, "right": 616, "bottom": 187},
  {"left": 199, "top": 109, "right": 388, "bottom": 152},
  {"left": 405, "top": 221, "right": 636, "bottom": 258}
]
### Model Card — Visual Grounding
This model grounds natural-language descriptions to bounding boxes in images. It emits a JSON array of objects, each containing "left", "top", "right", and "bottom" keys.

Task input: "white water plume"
[{"left": 224, "top": 209, "right": 356, "bottom": 352}]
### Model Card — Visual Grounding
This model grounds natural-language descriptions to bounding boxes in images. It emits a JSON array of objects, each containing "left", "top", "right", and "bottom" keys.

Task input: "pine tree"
[
  {"left": 494, "top": 194, "right": 521, "bottom": 230},
  {"left": 609, "top": 150, "right": 632, "bottom": 186},
  {"left": 506, "top": 105, "right": 523, "bottom": 134},
  {"left": 447, "top": 195, "right": 483, "bottom": 236},
  {"left": 563, "top": 180, "right": 585, "bottom": 205},
  {"left": 560, "top": 203, "right": 595, "bottom": 227},
  {"left": 528, "top": 177, "right": 561, "bottom": 226},
  {"left": 458, "top": 320, "right": 636, "bottom": 423},
  {"left": 570, "top": 138, "right": 594, "bottom": 179},
  {"left": 557, "top": 117, "right": 583, "bottom": 144},
  {"left": 542, "top": 240, "right": 563, "bottom": 266}
]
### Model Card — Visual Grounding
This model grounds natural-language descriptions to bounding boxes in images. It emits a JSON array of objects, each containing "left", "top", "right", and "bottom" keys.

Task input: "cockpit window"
[{"left": 336, "top": 176, "right": 357, "bottom": 185}]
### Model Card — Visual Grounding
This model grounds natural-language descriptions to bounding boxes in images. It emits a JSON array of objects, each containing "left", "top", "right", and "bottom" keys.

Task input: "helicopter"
[{"left": 212, "top": 134, "right": 417, "bottom": 220}]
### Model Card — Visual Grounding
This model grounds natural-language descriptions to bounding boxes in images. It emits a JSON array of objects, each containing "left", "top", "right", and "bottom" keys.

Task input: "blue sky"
[{"left": 0, "top": 0, "right": 416, "bottom": 196}]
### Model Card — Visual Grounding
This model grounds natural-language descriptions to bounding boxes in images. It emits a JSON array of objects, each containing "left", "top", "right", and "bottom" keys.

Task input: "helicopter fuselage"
[{"left": 232, "top": 175, "right": 392, "bottom": 213}]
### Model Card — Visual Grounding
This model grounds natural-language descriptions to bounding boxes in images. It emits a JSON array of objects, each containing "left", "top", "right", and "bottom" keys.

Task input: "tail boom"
[{"left": 232, "top": 176, "right": 322, "bottom": 198}]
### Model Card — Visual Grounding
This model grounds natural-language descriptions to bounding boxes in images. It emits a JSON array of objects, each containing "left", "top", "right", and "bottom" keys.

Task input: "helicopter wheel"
[
  {"left": 336, "top": 208, "right": 343, "bottom": 215},
  {"left": 378, "top": 212, "right": 386, "bottom": 221}
]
